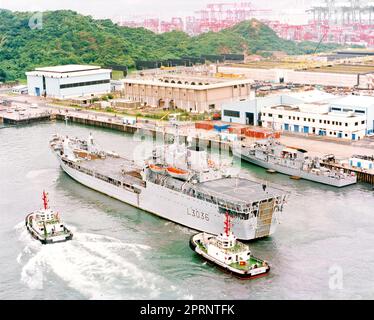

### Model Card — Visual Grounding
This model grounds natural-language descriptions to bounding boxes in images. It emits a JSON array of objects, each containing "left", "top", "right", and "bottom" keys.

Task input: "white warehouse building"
[
  {"left": 221, "top": 90, "right": 336, "bottom": 125},
  {"left": 261, "top": 103, "right": 367, "bottom": 140},
  {"left": 26, "top": 65, "right": 112, "bottom": 99},
  {"left": 222, "top": 90, "right": 374, "bottom": 139}
]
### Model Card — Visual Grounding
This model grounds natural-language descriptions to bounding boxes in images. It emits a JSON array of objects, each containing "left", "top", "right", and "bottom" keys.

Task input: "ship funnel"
[{"left": 187, "top": 146, "right": 208, "bottom": 171}]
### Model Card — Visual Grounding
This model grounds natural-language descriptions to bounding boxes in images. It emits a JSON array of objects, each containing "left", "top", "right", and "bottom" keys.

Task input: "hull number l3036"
[{"left": 187, "top": 208, "right": 209, "bottom": 221}]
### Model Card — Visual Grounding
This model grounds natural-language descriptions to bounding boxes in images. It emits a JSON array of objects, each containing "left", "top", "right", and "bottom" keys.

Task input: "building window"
[
  {"left": 361, "top": 120, "right": 365, "bottom": 124},
  {"left": 304, "top": 118, "right": 306, "bottom": 121},
  {"left": 355, "top": 110, "right": 365, "bottom": 114},
  {"left": 355, "top": 122, "right": 358, "bottom": 126},
  {"left": 297, "top": 117, "right": 300, "bottom": 120},
  {"left": 312, "top": 119, "right": 315, "bottom": 122},
  {"left": 345, "top": 123, "right": 348, "bottom": 127},
  {"left": 223, "top": 110, "right": 240, "bottom": 118},
  {"left": 319, "top": 119, "right": 322, "bottom": 123},
  {"left": 288, "top": 116, "right": 291, "bottom": 119},
  {"left": 60, "top": 79, "right": 110, "bottom": 89},
  {"left": 278, "top": 115, "right": 283, "bottom": 119},
  {"left": 269, "top": 113, "right": 273, "bottom": 117}
]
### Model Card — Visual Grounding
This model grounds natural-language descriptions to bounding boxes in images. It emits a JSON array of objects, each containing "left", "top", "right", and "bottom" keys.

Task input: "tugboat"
[
  {"left": 190, "top": 213, "right": 270, "bottom": 279},
  {"left": 25, "top": 191, "right": 73, "bottom": 244}
]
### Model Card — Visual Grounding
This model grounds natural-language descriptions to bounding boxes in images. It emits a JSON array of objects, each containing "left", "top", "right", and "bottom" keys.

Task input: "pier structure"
[
  {"left": 1, "top": 101, "right": 374, "bottom": 185},
  {"left": 53, "top": 112, "right": 232, "bottom": 154},
  {"left": 0, "top": 109, "right": 53, "bottom": 125}
]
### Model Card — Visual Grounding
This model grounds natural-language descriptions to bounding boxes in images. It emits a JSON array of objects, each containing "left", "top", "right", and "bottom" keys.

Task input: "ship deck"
[
  {"left": 79, "top": 156, "right": 142, "bottom": 185},
  {"left": 195, "top": 177, "right": 283, "bottom": 203}
]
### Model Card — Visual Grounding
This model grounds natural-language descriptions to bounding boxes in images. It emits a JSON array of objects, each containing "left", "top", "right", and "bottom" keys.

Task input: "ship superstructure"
[
  {"left": 50, "top": 133, "right": 288, "bottom": 240},
  {"left": 233, "top": 138, "right": 357, "bottom": 187}
]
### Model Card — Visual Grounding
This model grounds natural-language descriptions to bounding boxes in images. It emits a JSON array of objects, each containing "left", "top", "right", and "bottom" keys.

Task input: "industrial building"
[
  {"left": 261, "top": 103, "right": 367, "bottom": 140},
  {"left": 219, "top": 60, "right": 374, "bottom": 88},
  {"left": 221, "top": 90, "right": 336, "bottom": 125},
  {"left": 26, "top": 65, "right": 112, "bottom": 99},
  {"left": 122, "top": 68, "right": 253, "bottom": 112},
  {"left": 329, "top": 95, "right": 374, "bottom": 134},
  {"left": 222, "top": 90, "right": 374, "bottom": 139}
]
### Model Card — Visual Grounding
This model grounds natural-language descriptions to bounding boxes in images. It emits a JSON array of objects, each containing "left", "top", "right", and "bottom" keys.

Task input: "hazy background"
[{"left": 0, "top": 0, "right": 310, "bottom": 24}]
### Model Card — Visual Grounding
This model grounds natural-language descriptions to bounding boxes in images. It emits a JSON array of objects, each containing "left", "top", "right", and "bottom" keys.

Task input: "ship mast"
[
  {"left": 42, "top": 191, "right": 49, "bottom": 210},
  {"left": 224, "top": 212, "right": 231, "bottom": 237}
]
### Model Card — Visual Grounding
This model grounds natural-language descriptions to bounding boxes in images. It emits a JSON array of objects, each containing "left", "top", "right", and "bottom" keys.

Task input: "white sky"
[{"left": 0, "top": 0, "right": 310, "bottom": 24}]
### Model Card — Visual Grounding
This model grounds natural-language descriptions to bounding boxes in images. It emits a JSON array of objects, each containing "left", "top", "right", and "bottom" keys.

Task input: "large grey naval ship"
[
  {"left": 233, "top": 138, "right": 357, "bottom": 187},
  {"left": 50, "top": 133, "right": 288, "bottom": 240}
]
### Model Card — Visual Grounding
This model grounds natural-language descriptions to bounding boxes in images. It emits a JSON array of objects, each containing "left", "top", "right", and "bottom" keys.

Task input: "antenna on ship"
[
  {"left": 224, "top": 212, "right": 231, "bottom": 237},
  {"left": 42, "top": 191, "right": 49, "bottom": 210}
]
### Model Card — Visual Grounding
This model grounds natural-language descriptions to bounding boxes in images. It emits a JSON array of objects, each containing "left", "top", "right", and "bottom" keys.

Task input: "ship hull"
[
  {"left": 234, "top": 150, "right": 356, "bottom": 187},
  {"left": 57, "top": 157, "right": 278, "bottom": 240}
]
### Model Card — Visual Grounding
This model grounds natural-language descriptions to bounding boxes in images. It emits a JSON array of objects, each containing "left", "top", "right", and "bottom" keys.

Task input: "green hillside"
[{"left": 0, "top": 9, "right": 341, "bottom": 81}]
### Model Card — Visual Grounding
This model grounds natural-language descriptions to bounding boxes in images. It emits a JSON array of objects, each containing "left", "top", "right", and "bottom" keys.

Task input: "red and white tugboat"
[
  {"left": 25, "top": 191, "right": 73, "bottom": 244},
  {"left": 190, "top": 213, "right": 270, "bottom": 279}
]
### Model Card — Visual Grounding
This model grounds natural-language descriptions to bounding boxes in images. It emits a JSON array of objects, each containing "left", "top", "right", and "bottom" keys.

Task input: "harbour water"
[{"left": 1, "top": 121, "right": 374, "bottom": 300}]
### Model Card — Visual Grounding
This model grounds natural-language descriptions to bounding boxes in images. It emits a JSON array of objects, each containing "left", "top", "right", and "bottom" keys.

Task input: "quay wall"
[
  {"left": 55, "top": 114, "right": 232, "bottom": 153},
  {"left": 2, "top": 115, "right": 51, "bottom": 125}
]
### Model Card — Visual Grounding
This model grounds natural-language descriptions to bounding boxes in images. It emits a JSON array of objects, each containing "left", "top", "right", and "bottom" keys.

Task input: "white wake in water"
[
  {"left": 16, "top": 223, "right": 192, "bottom": 299},
  {"left": 26, "top": 169, "right": 57, "bottom": 180}
]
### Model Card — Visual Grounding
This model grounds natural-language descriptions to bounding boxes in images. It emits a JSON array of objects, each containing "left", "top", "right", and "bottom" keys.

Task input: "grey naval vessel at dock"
[
  {"left": 233, "top": 138, "right": 357, "bottom": 188},
  {"left": 50, "top": 133, "right": 288, "bottom": 240}
]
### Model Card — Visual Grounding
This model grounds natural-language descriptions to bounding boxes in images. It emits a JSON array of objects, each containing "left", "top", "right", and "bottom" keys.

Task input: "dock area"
[
  {"left": 321, "top": 161, "right": 374, "bottom": 185},
  {"left": 0, "top": 105, "right": 53, "bottom": 125},
  {"left": 47, "top": 106, "right": 232, "bottom": 153},
  {"left": 2, "top": 99, "right": 374, "bottom": 185}
]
